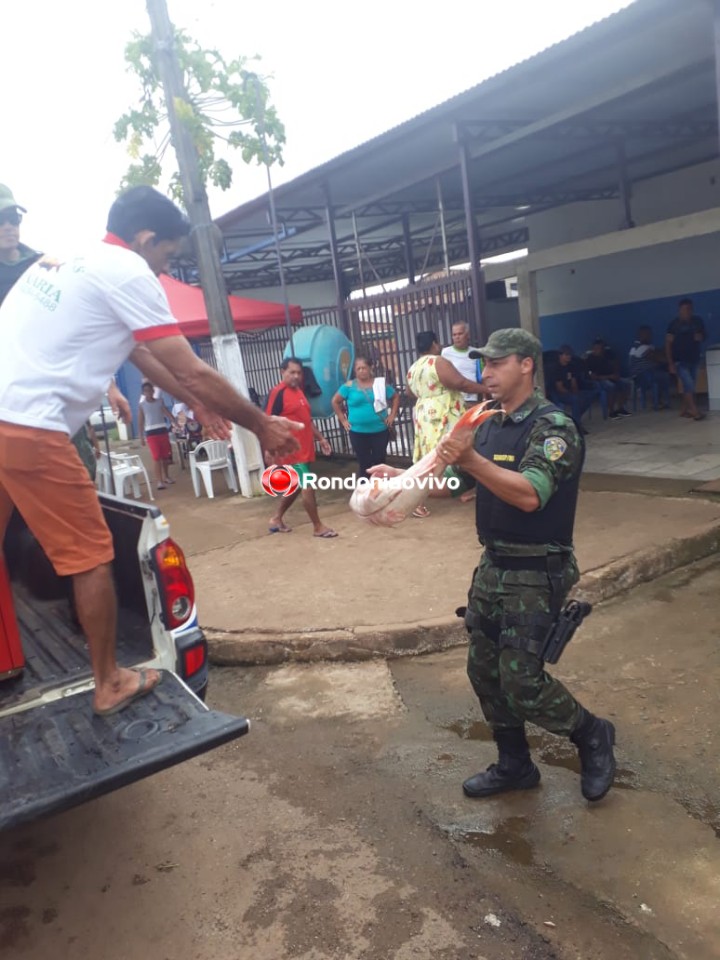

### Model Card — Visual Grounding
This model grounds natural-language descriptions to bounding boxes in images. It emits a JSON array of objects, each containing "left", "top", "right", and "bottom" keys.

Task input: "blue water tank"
[{"left": 283, "top": 325, "right": 354, "bottom": 419}]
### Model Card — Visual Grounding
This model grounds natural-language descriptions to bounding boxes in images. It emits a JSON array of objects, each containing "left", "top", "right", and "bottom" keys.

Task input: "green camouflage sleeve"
[{"left": 518, "top": 411, "right": 583, "bottom": 509}]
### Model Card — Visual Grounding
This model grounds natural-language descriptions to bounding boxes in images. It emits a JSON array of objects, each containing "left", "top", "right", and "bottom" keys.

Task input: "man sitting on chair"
[
  {"left": 585, "top": 339, "right": 632, "bottom": 420},
  {"left": 629, "top": 326, "right": 671, "bottom": 410},
  {"left": 546, "top": 346, "right": 594, "bottom": 436}
]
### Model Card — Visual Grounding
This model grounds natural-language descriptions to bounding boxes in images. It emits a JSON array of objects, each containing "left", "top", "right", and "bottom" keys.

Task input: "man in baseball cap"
[
  {"left": 469, "top": 327, "right": 542, "bottom": 364},
  {"left": 0, "top": 184, "right": 40, "bottom": 304},
  {"left": 438, "top": 326, "right": 617, "bottom": 805}
]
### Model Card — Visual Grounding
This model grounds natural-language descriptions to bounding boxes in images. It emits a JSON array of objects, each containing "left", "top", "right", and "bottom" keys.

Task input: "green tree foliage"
[{"left": 114, "top": 29, "right": 285, "bottom": 198}]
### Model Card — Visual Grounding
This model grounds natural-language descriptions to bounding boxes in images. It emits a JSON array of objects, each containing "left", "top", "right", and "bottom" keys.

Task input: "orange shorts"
[{"left": 0, "top": 422, "right": 114, "bottom": 576}]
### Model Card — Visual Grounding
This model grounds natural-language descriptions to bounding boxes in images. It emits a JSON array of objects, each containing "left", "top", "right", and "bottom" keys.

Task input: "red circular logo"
[{"left": 261, "top": 465, "right": 300, "bottom": 497}]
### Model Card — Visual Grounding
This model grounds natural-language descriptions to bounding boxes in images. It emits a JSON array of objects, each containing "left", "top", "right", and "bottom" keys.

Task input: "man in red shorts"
[
  {"left": 138, "top": 380, "right": 177, "bottom": 490},
  {"left": 0, "top": 186, "right": 300, "bottom": 714},
  {"left": 265, "top": 357, "right": 338, "bottom": 538}
]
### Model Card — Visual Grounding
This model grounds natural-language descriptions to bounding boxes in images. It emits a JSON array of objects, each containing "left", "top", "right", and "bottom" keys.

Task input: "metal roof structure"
[{"left": 209, "top": 0, "right": 719, "bottom": 294}]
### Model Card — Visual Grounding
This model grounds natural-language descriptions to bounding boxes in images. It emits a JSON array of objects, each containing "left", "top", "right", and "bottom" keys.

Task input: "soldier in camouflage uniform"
[{"left": 437, "top": 328, "right": 616, "bottom": 803}]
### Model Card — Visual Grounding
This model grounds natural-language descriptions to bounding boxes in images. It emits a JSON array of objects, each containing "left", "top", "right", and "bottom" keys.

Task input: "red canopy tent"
[{"left": 159, "top": 273, "right": 302, "bottom": 338}]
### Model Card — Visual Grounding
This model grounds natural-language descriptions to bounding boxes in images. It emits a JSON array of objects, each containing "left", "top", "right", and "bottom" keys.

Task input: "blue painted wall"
[{"left": 540, "top": 290, "right": 720, "bottom": 374}]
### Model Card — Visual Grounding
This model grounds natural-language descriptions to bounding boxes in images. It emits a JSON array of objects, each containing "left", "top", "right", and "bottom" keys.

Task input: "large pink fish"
[{"left": 349, "top": 401, "right": 503, "bottom": 527}]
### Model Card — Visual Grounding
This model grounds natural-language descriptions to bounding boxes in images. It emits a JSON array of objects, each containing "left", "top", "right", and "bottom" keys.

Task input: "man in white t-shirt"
[
  {"left": 441, "top": 321, "right": 489, "bottom": 407},
  {"left": 0, "top": 186, "right": 300, "bottom": 715}
]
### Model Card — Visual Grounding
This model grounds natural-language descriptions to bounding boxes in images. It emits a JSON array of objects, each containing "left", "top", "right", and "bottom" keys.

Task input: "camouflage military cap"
[{"left": 475, "top": 328, "right": 542, "bottom": 362}]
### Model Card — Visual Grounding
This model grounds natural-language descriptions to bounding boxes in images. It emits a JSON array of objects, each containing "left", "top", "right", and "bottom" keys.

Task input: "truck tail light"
[
  {"left": 182, "top": 642, "right": 206, "bottom": 678},
  {"left": 152, "top": 539, "right": 195, "bottom": 630}
]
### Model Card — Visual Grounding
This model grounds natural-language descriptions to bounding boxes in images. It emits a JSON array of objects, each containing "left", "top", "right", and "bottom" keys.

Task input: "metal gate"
[
  {"left": 195, "top": 270, "right": 476, "bottom": 464},
  {"left": 344, "top": 270, "right": 476, "bottom": 460}
]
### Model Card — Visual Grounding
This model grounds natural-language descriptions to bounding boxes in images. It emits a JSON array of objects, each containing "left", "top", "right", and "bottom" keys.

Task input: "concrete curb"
[
  {"left": 574, "top": 522, "right": 720, "bottom": 605},
  {"left": 206, "top": 522, "right": 720, "bottom": 666}
]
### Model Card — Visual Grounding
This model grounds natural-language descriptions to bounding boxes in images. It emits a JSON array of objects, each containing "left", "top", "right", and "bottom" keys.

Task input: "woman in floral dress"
[{"left": 405, "top": 330, "right": 485, "bottom": 516}]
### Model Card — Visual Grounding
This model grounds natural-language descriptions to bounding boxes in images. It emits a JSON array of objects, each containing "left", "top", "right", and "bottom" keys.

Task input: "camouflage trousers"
[{"left": 465, "top": 552, "right": 582, "bottom": 737}]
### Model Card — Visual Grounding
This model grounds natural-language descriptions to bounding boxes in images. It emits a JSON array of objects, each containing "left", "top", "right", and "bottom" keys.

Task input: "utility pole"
[{"left": 145, "top": 0, "right": 263, "bottom": 497}]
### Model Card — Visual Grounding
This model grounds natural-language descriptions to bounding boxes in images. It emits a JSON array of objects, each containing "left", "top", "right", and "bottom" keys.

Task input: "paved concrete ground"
[
  {"left": 3, "top": 558, "right": 718, "bottom": 960},
  {"left": 183, "top": 486, "right": 720, "bottom": 628},
  {"left": 108, "top": 409, "right": 720, "bottom": 661},
  {"left": 128, "top": 457, "right": 720, "bottom": 661},
  {"left": 4, "top": 412, "right": 716, "bottom": 958},
  {"left": 582, "top": 406, "right": 720, "bottom": 481}
]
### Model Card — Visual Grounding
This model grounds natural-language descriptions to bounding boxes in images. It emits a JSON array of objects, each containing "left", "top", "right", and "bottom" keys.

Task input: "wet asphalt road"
[{"left": 1, "top": 557, "right": 719, "bottom": 960}]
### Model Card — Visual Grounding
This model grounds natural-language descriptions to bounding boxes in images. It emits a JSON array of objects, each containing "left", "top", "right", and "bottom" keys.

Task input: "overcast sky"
[{"left": 2, "top": 0, "right": 632, "bottom": 254}]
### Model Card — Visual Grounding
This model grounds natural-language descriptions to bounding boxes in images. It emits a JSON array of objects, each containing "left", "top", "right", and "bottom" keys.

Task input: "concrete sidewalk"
[
  {"left": 583, "top": 406, "right": 720, "bottom": 481},
  {"left": 148, "top": 458, "right": 720, "bottom": 665}
]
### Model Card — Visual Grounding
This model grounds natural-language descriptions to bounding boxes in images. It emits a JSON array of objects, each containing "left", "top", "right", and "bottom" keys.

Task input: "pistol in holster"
[
  {"left": 539, "top": 599, "right": 592, "bottom": 664},
  {"left": 499, "top": 552, "right": 592, "bottom": 664},
  {"left": 539, "top": 554, "right": 592, "bottom": 664},
  {"left": 455, "top": 553, "right": 592, "bottom": 663}
]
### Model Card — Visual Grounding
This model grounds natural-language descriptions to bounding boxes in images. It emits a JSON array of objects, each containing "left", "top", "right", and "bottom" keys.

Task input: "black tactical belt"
[{"left": 484, "top": 549, "right": 570, "bottom": 571}]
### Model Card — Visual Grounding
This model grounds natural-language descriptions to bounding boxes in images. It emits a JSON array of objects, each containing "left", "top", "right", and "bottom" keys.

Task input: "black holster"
[
  {"left": 458, "top": 550, "right": 592, "bottom": 663},
  {"left": 539, "top": 600, "right": 592, "bottom": 664}
]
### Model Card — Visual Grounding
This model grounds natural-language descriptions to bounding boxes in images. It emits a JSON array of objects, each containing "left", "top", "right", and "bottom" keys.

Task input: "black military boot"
[
  {"left": 462, "top": 727, "right": 541, "bottom": 798},
  {"left": 570, "top": 709, "right": 616, "bottom": 801}
]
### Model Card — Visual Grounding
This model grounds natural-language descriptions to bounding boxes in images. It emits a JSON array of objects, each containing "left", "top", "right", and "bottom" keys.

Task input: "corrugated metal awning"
[{"left": 209, "top": 0, "right": 718, "bottom": 291}]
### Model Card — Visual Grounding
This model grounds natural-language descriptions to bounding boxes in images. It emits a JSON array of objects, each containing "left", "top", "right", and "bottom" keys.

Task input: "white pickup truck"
[{"left": 0, "top": 493, "right": 249, "bottom": 832}]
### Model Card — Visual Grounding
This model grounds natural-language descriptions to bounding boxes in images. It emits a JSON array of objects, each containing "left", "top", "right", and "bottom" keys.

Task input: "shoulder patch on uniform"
[{"left": 543, "top": 436, "right": 567, "bottom": 461}]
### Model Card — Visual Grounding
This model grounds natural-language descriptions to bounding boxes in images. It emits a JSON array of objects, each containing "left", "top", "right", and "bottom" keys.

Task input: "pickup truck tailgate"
[{"left": 0, "top": 671, "right": 248, "bottom": 832}]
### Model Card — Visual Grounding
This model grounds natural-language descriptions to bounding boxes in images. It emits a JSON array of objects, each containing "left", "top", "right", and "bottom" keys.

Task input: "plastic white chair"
[
  {"left": 188, "top": 440, "right": 238, "bottom": 499},
  {"left": 96, "top": 452, "right": 154, "bottom": 501}
]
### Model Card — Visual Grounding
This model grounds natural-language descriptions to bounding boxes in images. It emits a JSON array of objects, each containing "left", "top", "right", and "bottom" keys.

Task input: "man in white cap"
[{"left": 0, "top": 185, "right": 41, "bottom": 305}]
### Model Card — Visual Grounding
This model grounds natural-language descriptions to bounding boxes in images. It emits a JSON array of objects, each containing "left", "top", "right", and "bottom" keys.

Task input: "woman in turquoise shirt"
[{"left": 332, "top": 355, "right": 400, "bottom": 479}]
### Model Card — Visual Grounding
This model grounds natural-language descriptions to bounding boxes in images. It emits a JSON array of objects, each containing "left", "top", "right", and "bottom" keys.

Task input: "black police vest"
[{"left": 474, "top": 402, "right": 582, "bottom": 547}]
